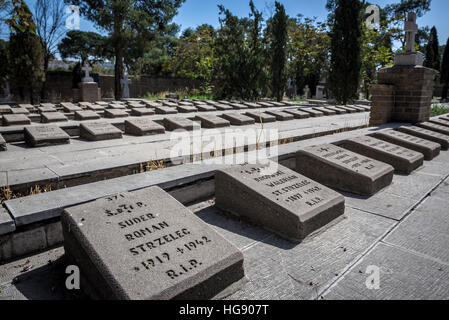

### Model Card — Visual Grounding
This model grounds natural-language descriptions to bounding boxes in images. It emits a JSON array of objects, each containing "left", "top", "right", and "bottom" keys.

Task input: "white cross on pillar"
[
  {"left": 404, "top": 12, "right": 418, "bottom": 53},
  {"left": 82, "top": 63, "right": 93, "bottom": 82},
  {"left": 121, "top": 74, "right": 132, "bottom": 99}
]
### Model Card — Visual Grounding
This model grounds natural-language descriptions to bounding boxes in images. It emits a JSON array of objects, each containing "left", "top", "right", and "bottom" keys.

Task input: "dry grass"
[{"left": 136, "top": 159, "right": 166, "bottom": 174}]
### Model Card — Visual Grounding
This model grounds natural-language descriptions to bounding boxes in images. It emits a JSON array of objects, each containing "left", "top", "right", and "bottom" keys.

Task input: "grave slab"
[
  {"left": 143, "top": 101, "right": 162, "bottom": 108},
  {"left": 284, "top": 109, "right": 311, "bottom": 119},
  {"left": 243, "top": 102, "right": 262, "bottom": 108},
  {"left": 125, "top": 119, "right": 166, "bottom": 136},
  {"left": 229, "top": 103, "right": 248, "bottom": 110},
  {"left": 80, "top": 122, "right": 123, "bottom": 141},
  {"left": 220, "top": 113, "right": 255, "bottom": 126},
  {"left": 0, "top": 207, "right": 15, "bottom": 235},
  {"left": 296, "top": 144, "right": 394, "bottom": 196},
  {"left": 346, "top": 105, "right": 366, "bottom": 112},
  {"left": 107, "top": 104, "right": 127, "bottom": 110},
  {"left": 196, "top": 105, "right": 217, "bottom": 112},
  {"left": 104, "top": 109, "right": 129, "bottom": 119},
  {"left": 131, "top": 108, "right": 155, "bottom": 117},
  {"left": 41, "top": 112, "right": 68, "bottom": 123},
  {"left": 61, "top": 186, "right": 245, "bottom": 300},
  {"left": 214, "top": 104, "right": 234, "bottom": 111},
  {"left": 87, "top": 104, "right": 105, "bottom": 111},
  {"left": 323, "top": 106, "right": 348, "bottom": 114},
  {"left": 18, "top": 104, "right": 35, "bottom": 110},
  {"left": 10, "top": 107, "right": 30, "bottom": 114},
  {"left": 162, "top": 101, "right": 178, "bottom": 108},
  {"left": 0, "top": 105, "right": 12, "bottom": 114},
  {"left": 163, "top": 117, "right": 199, "bottom": 131},
  {"left": 38, "top": 106, "right": 57, "bottom": 113},
  {"left": 335, "top": 106, "right": 357, "bottom": 113},
  {"left": 75, "top": 110, "right": 101, "bottom": 121},
  {"left": 257, "top": 102, "right": 275, "bottom": 107},
  {"left": 215, "top": 162, "right": 345, "bottom": 241},
  {"left": 195, "top": 115, "right": 231, "bottom": 128},
  {"left": 155, "top": 107, "right": 178, "bottom": 115},
  {"left": 300, "top": 108, "right": 324, "bottom": 117},
  {"left": 61, "top": 103, "right": 82, "bottom": 113},
  {"left": 2, "top": 114, "right": 31, "bottom": 126},
  {"left": 265, "top": 110, "right": 294, "bottom": 121},
  {"left": 373, "top": 130, "right": 441, "bottom": 160},
  {"left": 245, "top": 111, "right": 277, "bottom": 123},
  {"left": 397, "top": 125, "right": 449, "bottom": 150},
  {"left": 340, "top": 136, "right": 424, "bottom": 174},
  {"left": 429, "top": 118, "right": 449, "bottom": 128},
  {"left": 269, "top": 101, "right": 285, "bottom": 107},
  {"left": 0, "top": 133, "right": 6, "bottom": 151},
  {"left": 417, "top": 121, "right": 449, "bottom": 137},
  {"left": 177, "top": 105, "right": 198, "bottom": 113},
  {"left": 24, "top": 125, "right": 70, "bottom": 147},
  {"left": 314, "top": 107, "right": 337, "bottom": 116}
]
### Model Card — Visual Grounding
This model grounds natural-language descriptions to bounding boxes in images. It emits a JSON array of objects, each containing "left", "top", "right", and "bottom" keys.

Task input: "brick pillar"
[
  {"left": 369, "top": 84, "right": 394, "bottom": 126},
  {"left": 370, "top": 66, "right": 434, "bottom": 125}
]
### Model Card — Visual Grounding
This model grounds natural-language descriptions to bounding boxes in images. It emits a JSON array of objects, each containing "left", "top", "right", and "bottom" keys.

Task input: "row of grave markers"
[
  {"left": 0, "top": 106, "right": 370, "bottom": 149},
  {"left": 61, "top": 113, "right": 449, "bottom": 300}
]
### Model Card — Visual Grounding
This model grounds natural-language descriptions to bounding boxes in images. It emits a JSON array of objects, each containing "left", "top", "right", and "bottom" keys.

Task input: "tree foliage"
[
  {"left": 288, "top": 15, "right": 330, "bottom": 97},
  {"left": 58, "top": 30, "right": 111, "bottom": 66},
  {"left": 268, "top": 1, "right": 288, "bottom": 101},
  {"left": 213, "top": 1, "right": 267, "bottom": 100},
  {"left": 8, "top": 0, "right": 45, "bottom": 103},
  {"left": 441, "top": 38, "right": 449, "bottom": 100},
  {"left": 66, "top": 0, "right": 185, "bottom": 99},
  {"left": 424, "top": 26, "right": 441, "bottom": 71},
  {"left": 329, "top": 0, "right": 362, "bottom": 104}
]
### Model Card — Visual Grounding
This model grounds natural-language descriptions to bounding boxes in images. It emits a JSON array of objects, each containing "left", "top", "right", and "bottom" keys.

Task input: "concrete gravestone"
[
  {"left": 194, "top": 115, "right": 230, "bottom": 128},
  {"left": 196, "top": 105, "right": 217, "bottom": 112},
  {"left": 296, "top": 144, "right": 395, "bottom": 196},
  {"left": 62, "top": 186, "right": 244, "bottom": 300},
  {"left": 24, "top": 125, "right": 70, "bottom": 147},
  {"left": 265, "top": 110, "right": 294, "bottom": 121},
  {"left": 429, "top": 118, "right": 449, "bottom": 128},
  {"left": 284, "top": 109, "right": 310, "bottom": 119},
  {"left": 75, "top": 110, "right": 101, "bottom": 121},
  {"left": 104, "top": 109, "right": 129, "bottom": 119},
  {"left": 80, "top": 122, "right": 123, "bottom": 141},
  {"left": 397, "top": 125, "right": 449, "bottom": 150},
  {"left": 245, "top": 111, "right": 277, "bottom": 123},
  {"left": 41, "top": 112, "right": 68, "bottom": 123},
  {"left": 215, "top": 162, "right": 345, "bottom": 241},
  {"left": 2, "top": 114, "right": 31, "bottom": 126},
  {"left": 131, "top": 108, "right": 155, "bottom": 117},
  {"left": 220, "top": 113, "right": 255, "bottom": 126},
  {"left": 125, "top": 119, "right": 166, "bottom": 136},
  {"left": 340, "top": 136, "right": 424, "bottom": 174},
  {"left": 163, "top": 117, "right": 199, "bottom": 131},
  {"left": 155, "top": 106, "right": 178, "bottom": 115},
  {"left": 300, "top": 108, "right": 324, "bottom": 117},
  {"left": 374, "top": 130, "right": 441, "bottom": 160},
  {"left": 417, "top": 122, "right": 449, "bottom": 136}
]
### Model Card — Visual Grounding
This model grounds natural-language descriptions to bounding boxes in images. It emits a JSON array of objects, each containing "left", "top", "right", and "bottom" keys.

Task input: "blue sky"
[{"left": 18, "top": 0, "right": 449, "bottom": 44}]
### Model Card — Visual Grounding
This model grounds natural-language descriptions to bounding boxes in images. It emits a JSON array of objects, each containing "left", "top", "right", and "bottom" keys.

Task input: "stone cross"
[
  {"left": 82, "top": 64, "right": 93, "bottom": 82},
  {"left": 404, "top": 12, "right": 418, "bottom": 53},
  {"left": 121, "top": 73, "right": 132, "bottom": 99}
]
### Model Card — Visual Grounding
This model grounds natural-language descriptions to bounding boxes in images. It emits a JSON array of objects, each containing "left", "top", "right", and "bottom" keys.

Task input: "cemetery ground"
[{"left": 0, "top": 98, "right": 449, "bottom": 300}]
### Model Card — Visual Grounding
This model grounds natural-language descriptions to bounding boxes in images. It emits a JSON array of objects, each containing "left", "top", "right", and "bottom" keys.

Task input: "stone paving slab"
[
  {"left": 384, "top": 195, "right": 449, "bottom": 264},
  {"left": 227, "top": 207, "right": 395, "bottom": 300},
  {"left": 323, "top": 243, "right": 449, "bottom": 300}
]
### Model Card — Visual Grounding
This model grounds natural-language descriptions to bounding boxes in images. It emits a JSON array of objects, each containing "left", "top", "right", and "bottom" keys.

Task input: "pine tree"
[
  {"left": 424, "top": 26, "right": 441, "bottom": 71},
  {"left": 441, "top": 38, "right": 449, "bottom": 100},
  {"left": 328, "top": 0, "right": 362, "bottom": 105},
  {"left": 269, "top": 2, "right": 288, "bottom": 102}
]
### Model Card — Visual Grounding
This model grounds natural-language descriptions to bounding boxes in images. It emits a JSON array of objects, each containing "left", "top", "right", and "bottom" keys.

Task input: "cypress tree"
[
  {"left": 269, "top": 2, "right": 288, "bottom": 102},
  {"left": 424, "top": 26, "right": 441, "bottom": 71},
  {"left": 328, "top": 0, "right": 362, "bottom": 105},
  {"left": 441, "top": 38, "right": 449, "bottom": 100},
  {"left": 8, "top": 1, "right": 45, "bottom": 104}
]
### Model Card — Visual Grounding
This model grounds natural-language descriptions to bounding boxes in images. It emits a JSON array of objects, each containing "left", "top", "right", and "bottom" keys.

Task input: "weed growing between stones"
[{"left": 431, "top": 104, "right": 449, "bottom": 117}]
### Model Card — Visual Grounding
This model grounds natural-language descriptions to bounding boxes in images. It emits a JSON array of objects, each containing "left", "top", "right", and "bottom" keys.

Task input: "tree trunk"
[
  {"left": 115, "top": 48, "right": 123, "bottom": 100},
  {"left": 442, "top": 83, "right": 448, "bottom": 100},
  {"left": 40, "top": 52, "right": 50, "bottom": 101}
]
